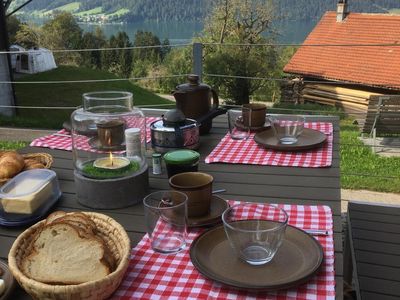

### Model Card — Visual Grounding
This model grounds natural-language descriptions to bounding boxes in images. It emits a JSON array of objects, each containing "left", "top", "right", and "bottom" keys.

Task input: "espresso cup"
[
  {"left": 96, "top": 119, "right": 125, "bottom": 147},
  {"left": 169, "top": 172, "right": 213, "bottom": 217},
  {"left": 242, "top": 103, "right": 267, "bottom": 128}
]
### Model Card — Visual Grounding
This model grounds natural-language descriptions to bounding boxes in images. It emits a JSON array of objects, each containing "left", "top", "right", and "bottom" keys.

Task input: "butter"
[{"left": 0, "top": 169, "right": 56, "bottom": 215}]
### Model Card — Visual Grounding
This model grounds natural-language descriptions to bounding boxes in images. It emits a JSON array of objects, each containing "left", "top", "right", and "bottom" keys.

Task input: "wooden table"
[
  {"left": 345, "top": 201, "right": 400, "bottom": 300},
  {"left": 0, "top": 110, "right": 343, "bottom": 299}
]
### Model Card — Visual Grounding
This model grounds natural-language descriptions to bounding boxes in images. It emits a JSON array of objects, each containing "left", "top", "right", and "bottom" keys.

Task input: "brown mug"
[
  {"left": 169, "top": 172, "right": 213, "bottom": 217},
  {"left": 242, "top": 103, "right": 267, "bottom": 128},
  {"left": 96, "top": 119, "right": 125, "bottom": 147}
]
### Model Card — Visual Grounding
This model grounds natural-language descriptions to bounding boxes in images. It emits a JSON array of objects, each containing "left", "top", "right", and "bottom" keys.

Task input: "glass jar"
[
  {"left": 71, "top": 91, "right": 146, "bottom": 179},
  {"left": 163, "top": 150, "right": 200, "bottom": 178}
]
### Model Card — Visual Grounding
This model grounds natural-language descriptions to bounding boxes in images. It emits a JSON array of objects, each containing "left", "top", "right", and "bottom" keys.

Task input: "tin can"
[{"left": 152, "top": 153, "right": 162, "bottom": 175}]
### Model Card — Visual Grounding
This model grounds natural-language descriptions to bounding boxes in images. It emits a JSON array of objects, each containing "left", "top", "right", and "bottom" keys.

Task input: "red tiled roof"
[{"left": 284, "top": 12, "right": 400, "bottom": 90}]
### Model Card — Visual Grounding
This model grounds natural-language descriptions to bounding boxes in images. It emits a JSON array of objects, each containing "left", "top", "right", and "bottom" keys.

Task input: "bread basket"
[
  {"left": 0, "top": 152, "right": 53, "bottom": 185},
  {"left": 22, "top": 152, "right": 54, "bottom": 169},
  {"left": 8, "top": 212, "right": 131, "bottom": 300}
]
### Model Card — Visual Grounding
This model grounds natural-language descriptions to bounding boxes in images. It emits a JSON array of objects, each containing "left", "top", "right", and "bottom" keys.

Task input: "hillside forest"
[{"left": 11, "top": 0, "right": 400, "bottom": 22}]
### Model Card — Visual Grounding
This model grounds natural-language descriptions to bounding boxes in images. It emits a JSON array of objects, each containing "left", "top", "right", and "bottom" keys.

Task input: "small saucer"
[
  {"left": 88, "top": 137, "right": 126, "bottom": 151},
  {"left": 235, "top": 117, "right": 270, "bottom": 132},
  {"left": 188, "top": 195, "right": 229, "bottom": 228}
]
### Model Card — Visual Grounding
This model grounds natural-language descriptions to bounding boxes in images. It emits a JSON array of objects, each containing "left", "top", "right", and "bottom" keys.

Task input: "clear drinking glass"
[
  {"left": 222, "top": 203, "right": 288, "bottom": 265},
  {"left": 228, "top": 108, "right": 250, "bottom": 140},
  {"left": 143, "top": 190, "right": 188, "bottom": 254},
  {"left": 269, "top": 114, "right": 305, "bottom": 145}
]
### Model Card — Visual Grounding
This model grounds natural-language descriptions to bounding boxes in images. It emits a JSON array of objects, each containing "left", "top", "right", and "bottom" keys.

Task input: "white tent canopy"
[{"left": 11, "top": 45, "right": 57, "bottom": 74}]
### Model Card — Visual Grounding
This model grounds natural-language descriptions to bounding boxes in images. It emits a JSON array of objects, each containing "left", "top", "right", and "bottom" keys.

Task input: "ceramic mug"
[
  {"left": 96, "top": 119, "right": 125, "bottom": 147},
  {"left": 169, "top": 172, "right": 213, "bottom": 217},
  {"left": 242, "top": 103, "right": 267, "bottom": 128}
]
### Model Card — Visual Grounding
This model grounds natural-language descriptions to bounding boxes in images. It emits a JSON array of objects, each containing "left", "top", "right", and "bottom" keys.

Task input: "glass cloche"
[{"left": 71, "top": 91, "right": 146, "bottom": 179}]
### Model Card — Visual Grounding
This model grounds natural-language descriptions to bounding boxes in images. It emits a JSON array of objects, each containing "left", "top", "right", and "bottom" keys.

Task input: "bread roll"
[{"left": 0, "top": 152, "right": 24, "bottom": 179}]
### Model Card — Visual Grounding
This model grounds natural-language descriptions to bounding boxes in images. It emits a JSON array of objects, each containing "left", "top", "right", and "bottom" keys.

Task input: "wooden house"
[{"left": 283, "top": 1, "right": 400, "bottom": 119}]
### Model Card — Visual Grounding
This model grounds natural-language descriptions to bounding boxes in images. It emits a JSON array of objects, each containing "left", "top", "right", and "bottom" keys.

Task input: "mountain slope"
[{"left": 12, "top": 0, "right": 400, "bottom": 21}]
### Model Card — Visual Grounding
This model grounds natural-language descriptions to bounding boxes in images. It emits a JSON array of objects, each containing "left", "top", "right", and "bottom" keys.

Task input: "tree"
[
  {"left": 41, "top": 12, "right": 82, "bottom": 64},
  {"left": 6, "top": 15, "right": 21, "bottom": 44},
  {"left": 156, "top": 46, "right": 193, "bottom": 92},
  {"left": 131, "top": 30, "right": 162, "bottom": 78},
  {"left": 102, "top": 32, "right": 132, "bottom": 77},
  {"left": 132, "top": 31, "right": 161, "bottom": 63},
  {"left": 14, "top": 23, "right": 42, "bottom": 49},
  {"left": 79, "top": 27, "right": 107, "bottom": 69},
  {"left": 115, "top": 31, "right": 132, "bottom": 77},
  {"left": 199, "top": 0, "right": 279, "bottom": 105}
]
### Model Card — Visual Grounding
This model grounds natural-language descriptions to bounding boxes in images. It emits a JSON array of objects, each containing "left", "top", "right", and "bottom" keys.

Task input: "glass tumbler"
[
  {"left": 227, "top": 108, "right": 250, "bottom": 140},
  {"left": 143, "top": 190, "right": 188, "bottom": 254},
  {"left": 222, "top": 203, "right": 288, "bottom": 265},
  {"left": 269, "top": 114, "right": 305, "bottom": 145}
]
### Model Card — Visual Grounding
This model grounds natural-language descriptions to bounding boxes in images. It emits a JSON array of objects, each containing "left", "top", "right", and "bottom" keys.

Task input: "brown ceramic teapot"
[{"left": 172, "top": 74, "right": 225, "bottom": 135}]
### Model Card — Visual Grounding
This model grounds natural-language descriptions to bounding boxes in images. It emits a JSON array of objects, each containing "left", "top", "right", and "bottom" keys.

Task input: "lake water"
[{"left": 79, "top": 19, "right": 318, "bottom": 44}]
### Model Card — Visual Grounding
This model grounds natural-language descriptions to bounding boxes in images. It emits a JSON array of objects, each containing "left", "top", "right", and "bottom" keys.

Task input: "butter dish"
[{"left": 0, "top": 169, "right": 61, "bottom": 226}]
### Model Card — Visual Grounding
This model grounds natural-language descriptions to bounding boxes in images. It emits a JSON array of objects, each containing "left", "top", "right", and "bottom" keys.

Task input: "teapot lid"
[
  {"left": 162, "top": 109, "right": 187, "bottom": 127},
  {"left": 175, "top": 74, "right": 211, "bottom": 92}
]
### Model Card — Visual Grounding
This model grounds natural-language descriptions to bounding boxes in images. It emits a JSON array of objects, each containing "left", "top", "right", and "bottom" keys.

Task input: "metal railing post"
[{"left": 193, "top": 43, "right": 203, "bottom": 81}]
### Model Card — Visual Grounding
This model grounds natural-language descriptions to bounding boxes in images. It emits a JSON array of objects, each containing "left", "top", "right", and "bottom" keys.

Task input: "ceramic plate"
[
  {"left": 190, "top": 223, "right": 323, "bottom": 291},
  {"left": 188, "top": 195, "right": 229, "bottom": 228},
  {"left": 0, "top": 260, "right": 16, "bottom": 300},
  {"left": 254, "top": 128, "right": 327, "bottom": 151}
]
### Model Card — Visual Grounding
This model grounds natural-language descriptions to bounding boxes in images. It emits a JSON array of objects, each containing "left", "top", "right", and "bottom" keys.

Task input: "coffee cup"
[
  {"left": 169, "top": 172, "right": 213, "bottom": 217},
  {"left": 96, "top": 119, "right": 125, "bottom": 147},
  {"left": 242, "top": 103, "right": 267, "bottom": 128}
]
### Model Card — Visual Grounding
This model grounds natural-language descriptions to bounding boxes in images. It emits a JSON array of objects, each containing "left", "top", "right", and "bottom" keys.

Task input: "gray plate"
[
  {"left": 254, "top": 128, "right": 327, "bottom": 151},
  {"left": 0, "top": 259, "right": 16, "bottom": 300},
  {"left": 190, "top": 222, "right": 323, "bottom": 291}
]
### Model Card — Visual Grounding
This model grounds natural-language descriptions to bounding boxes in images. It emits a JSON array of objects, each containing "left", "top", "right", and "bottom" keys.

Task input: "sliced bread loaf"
[{"left": 22, "top": 222, "right": 110, "bottom": 284}]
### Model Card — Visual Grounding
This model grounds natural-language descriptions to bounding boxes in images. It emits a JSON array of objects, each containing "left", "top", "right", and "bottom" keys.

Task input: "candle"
[{"left": 93, "top": 153, "right": 130, "bottom": 170}]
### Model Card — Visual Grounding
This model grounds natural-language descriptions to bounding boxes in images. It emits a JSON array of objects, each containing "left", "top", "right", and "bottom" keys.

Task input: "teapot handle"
[{"left": 211, "top": 89, "right": 219, "bottom": 109}]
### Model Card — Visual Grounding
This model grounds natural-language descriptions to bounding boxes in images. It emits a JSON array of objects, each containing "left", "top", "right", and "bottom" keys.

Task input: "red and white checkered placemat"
[
  {"left": 29, "top": 117, "right": 159, "bottom": 152},
  {"left": 112, "top": 203, "right": 335, "bottom": 300},
  {"left": 205, "top": 122, "right": 333, "bottom": 168}
]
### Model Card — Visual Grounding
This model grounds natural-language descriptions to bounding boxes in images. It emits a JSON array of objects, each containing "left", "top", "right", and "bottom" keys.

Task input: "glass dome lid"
[{"left": 71, "top": 91, "right": 146, "bottom": 179}]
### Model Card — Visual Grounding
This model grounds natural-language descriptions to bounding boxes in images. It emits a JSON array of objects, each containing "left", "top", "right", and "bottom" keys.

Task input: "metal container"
[{"left": 150, "top": 109, "right": 200, "bottom": 153}]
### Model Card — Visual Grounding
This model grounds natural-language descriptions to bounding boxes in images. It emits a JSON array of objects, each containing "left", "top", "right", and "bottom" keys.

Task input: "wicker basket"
[
  {"left": 8, "top": 212, "right": 131, "bottom": 300},
  {"left": 22, "top": 152, "right": 53, "bottom": 169},
  {"left": 0, "top": 152, "right": 53, "bottom": 185}
]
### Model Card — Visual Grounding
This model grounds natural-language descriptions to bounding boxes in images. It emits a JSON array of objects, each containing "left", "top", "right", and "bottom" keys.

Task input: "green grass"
[
  {"left": 42, "top": 2, "right": 81, "bottom": 15},
  {"left": 340, "top": 119, "right": 400, "bottom": 193},
  {"left": 82, "top": 160, "right": 139, "bottom": 179},
  {"left": 108, "top": 8, "right": 130, "bottom": 18},
  {"left": 0, "top": 141, "right": 28, "bottom": 150},
  {"left": 389, "top": 9, "right": 400, "bottom": 14},
  {"left": 75, "top": 7, "right": 103, "bottom": 16},
  {"left": 56, "top": 2, "right": 81, "bottom": 12},
  {"left": 8, "top": 66, "right": 173, "bottom": 129}
]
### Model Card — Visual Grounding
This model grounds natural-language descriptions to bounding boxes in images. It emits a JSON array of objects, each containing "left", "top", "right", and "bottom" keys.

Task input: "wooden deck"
[{"left": 0, "top": 110, "right": 343, "bottom": 299}]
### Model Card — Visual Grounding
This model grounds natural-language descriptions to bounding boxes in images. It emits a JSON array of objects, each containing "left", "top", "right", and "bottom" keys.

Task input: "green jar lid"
[{"left": 163, "top": 150, "right": 200, "bottom": 165}]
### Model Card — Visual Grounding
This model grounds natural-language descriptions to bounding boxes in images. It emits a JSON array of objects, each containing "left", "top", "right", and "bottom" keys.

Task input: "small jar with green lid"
[{"left": 163, "top": 150, "right": 200, "bottom": 178}]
